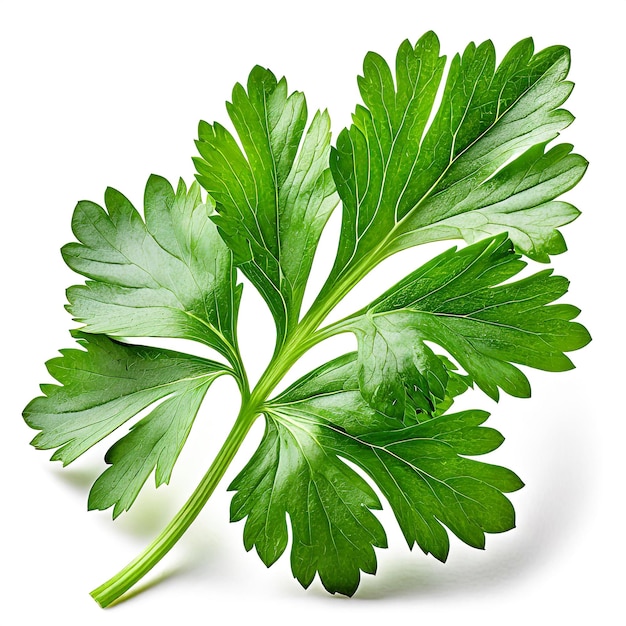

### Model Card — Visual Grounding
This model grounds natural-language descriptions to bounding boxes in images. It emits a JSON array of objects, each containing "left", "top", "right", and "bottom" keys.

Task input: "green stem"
[
  {"left": 229, "top": 343, "right": 251, "bottom": 401},
  {"left": 310, "top": 311, "right": 362, "bottom": 345},
  {"left": 90, "top": 406, "right": 257, "bottom": 608}
]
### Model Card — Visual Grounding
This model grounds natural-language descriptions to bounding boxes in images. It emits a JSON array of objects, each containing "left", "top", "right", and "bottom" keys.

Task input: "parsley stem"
[{"left": 90, "top": 405, "right": 258, "bottom": 608}]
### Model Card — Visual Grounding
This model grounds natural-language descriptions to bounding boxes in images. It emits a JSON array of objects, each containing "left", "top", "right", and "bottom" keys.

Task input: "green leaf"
[
  {"left": 194, "top": 66, "right": 339, "bottom": 350},
  {"left": 63, "top": 175, "right": 241, "bottom": 362},
  {"left": 321, "top": 32, "right": 585, "bottom": 299},
  {"left": 228, "top": 413, "right": 387, "bottom": 596},
  {"left": 229, "top": 354, "right": 522, "bottom": 592},
  {"left": 349, "top": 234, "right": 590, "bottom": 405},
  {"left": 23, "top": 332, "right": 228, "bottom": 515}
]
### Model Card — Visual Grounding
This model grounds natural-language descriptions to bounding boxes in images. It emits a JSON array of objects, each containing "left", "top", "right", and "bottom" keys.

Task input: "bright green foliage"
[
  {"left": 348, "top": 234, "right": 590, "bottom": 414},
  {"left": 229, "top": 394, "right": 387, "bottom": 595},
  {"left": 63, "top": 175, "right": 241, "bottom": 362},
  {"left": 230, "top": 354, "right": 522, "bottom": 591},
  {"left": 24, "top": 331, "right": 228, "bottom": 516},
  {"left": 194, "top": 66, "right": 338, "bottom": 350},
  {"left": 23, "top": 33, "right": 589, "bottom": 606},
  {"left": 319, "top": 32, "right": 586, "bottom": 303}
]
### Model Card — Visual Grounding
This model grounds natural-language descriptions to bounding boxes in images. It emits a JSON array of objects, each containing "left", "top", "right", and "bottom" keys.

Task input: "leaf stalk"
[{"left": 90, "top": 404, "right": 257, "bottom": 607}]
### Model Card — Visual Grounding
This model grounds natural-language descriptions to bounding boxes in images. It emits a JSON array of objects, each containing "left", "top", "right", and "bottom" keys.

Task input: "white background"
[{"left": 2, "top": 1, "right": 623, "bottom": 623}]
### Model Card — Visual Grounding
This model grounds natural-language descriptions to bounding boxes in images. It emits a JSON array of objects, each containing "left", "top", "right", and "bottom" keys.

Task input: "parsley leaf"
[
  {"left": 22, "top": 33, "right": 590, "bottom": 606},
  {"left": 63, "top": 175, "right": 242, "bottom": 365},
  {"left": 24, "top": 331, "right": 229, "bottom": 516},
  {"left": 194, "top": 67, "right": 338, "bottom": 350},
  {"left": 230, "top": 354, "right": 522, "bottom": 594},
  {"left": 317, "top": 32, "right": 586, "bottom": 304},
  {"left": 343, "top": 234, "right": 591, "bottom": 414},
  {"left": 229, "top": 400, "right": 387, "bottom": 596}
]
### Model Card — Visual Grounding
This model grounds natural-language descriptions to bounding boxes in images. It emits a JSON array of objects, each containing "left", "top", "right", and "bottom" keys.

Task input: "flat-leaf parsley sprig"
[{"left": 23, "top": 32, "right": 590, "bottom": 606}]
